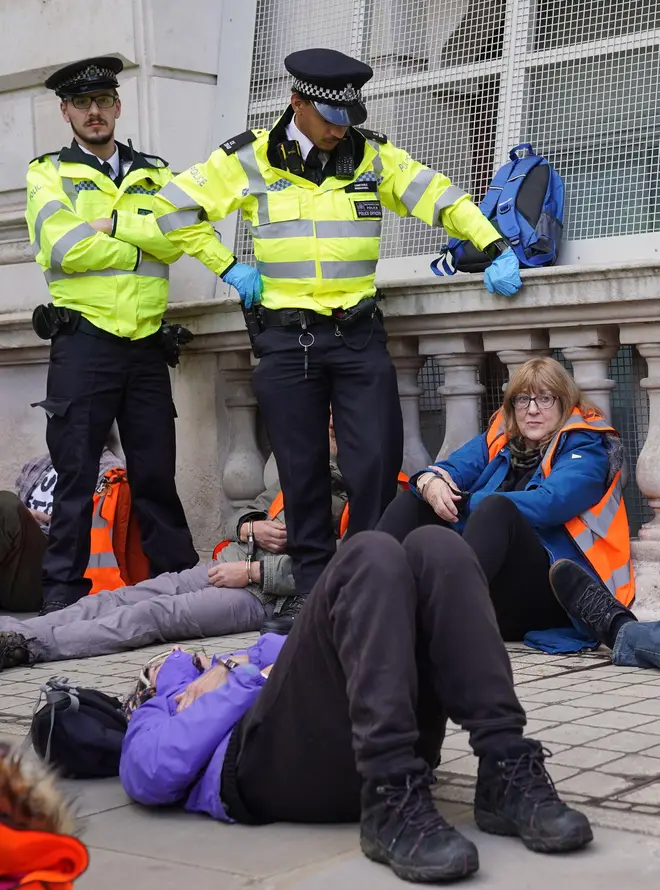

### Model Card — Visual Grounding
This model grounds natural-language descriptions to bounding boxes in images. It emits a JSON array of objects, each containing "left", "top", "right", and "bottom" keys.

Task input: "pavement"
[{"left": 3, "top": 633, "right": 660, "bottom": 888}]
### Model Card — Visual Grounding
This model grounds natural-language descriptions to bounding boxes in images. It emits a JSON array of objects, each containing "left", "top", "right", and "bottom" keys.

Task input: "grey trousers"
[{"left": 0, "top": 562, "right": 270, "bottom": 662}]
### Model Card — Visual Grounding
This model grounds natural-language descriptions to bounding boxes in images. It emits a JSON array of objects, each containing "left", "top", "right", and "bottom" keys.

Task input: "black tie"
[{"left": 304, "top": 147, "right": 323, "bottom": 185}]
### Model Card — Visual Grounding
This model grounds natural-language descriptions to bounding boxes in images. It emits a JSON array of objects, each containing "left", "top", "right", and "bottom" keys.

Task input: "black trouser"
[
  {"left": 222, "top": 528, "right": 526, "bottom": 824},
  {"left": 377, "top": 491, "right": 570, "bottom": 640},
  {"left": 251, "top": 314, "right": 403, "bottom": 597},
  {"left": 38, "top": 323, "right": 198, "bottom": 607},
  {"left": 0, "top": 492, "right": 46, "bottom": 612}
]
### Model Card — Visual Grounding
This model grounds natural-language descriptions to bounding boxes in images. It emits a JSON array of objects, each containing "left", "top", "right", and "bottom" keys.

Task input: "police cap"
[
  {"left": 45, "top": 56, "right": 123, "bottom": 98},
  {"left": 285, "top": 48, "right": 373, "bottom": 126}
]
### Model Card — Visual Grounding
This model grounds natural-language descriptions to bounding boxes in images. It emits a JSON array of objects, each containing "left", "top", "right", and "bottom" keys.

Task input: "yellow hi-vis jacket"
[
  {"left": 25, "top": 140, "right": 182, "bottom": 340},
  {"left": 152, "top": 113, "right": 501, "bottom": 315}
]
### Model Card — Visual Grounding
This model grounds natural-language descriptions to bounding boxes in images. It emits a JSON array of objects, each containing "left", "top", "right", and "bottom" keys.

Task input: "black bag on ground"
[{"left": 30, "top": 677, "right": 127, "bottom": 778}]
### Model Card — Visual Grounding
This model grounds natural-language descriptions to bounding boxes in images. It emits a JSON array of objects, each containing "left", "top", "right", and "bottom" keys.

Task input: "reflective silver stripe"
[
  {"left": 236, "top": 144, "right": 270, "bottom": 226},
  {"left": 157, "top": 209, "right": 204, "bottom": 233},
  {"left": 583, "top": 489, "right": 621, "bottom": 540},
  {"left": 50, "top": 222, "right": 97, "bottom": 270},
  {"left": 91, "top": 497, "right": 106, "bottom": 529},
  {"left": 433, "top": 186, "right": 468, "bottom": 221},
  {"left": 256, "top": 260, "right": 316, "bottom": 278},
  {"left": 247, "top": 219, "right": 314, "bottom": 239},
  {"left": 400, "top": 169, "right": 437, "bottom": 214},
  {"left": 157, "top": 181, "right": 202, "bottom": 211},
  {"left": 370, "top": 147, "right": 383, "bottom": 175},
  {"left": 315, "top": 220, "right": 382, "bottom": 238},
  {"left": 573, "top": 527, "right": 595, "bottom": 552},
  {"left": 611, "top": 562, "right": 632, "bottom": 590},
  {"left": 87, "top": 551, "right": 119, "bottom": 569},
  {"left": 604, "top": 574, "right": 616, "bottom": 596},
  {"left": 321, "top": 260, "right": 377, "bottom": 279},
  {"left": 33, "top": 200, "right": 69, "bottom": 255},
  {"left": 61, "top": 178, "right": 78, "bottom": 207},
  {"left": 562, "top": 415, "right": 612, "bottom": 432},
  {"left": 44, "top": 260, "right": 169, "bottom": 284}
]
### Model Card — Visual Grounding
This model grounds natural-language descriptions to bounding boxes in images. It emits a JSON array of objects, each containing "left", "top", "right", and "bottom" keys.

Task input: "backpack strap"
[
  {"left": 495, "top": 153, "right": 550, "bottom": 265},
  {"left": 30, "top": 677, "right": 80, "bottom": 764}
]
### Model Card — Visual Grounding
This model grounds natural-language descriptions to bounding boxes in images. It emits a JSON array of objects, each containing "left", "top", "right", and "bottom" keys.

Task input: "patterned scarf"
[{"left": 508, "top": 436, "right": 543, "bottom": 471}]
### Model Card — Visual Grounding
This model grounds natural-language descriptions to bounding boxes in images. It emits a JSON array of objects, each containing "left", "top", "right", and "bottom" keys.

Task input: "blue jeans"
[{"left": 612, "top": 620, "right": 660, "bottom": 668}]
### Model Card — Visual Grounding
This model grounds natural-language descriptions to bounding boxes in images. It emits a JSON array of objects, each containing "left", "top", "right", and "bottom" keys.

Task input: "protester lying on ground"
[
  {"left": 120, "top": 527, "right": 592, "bottom": 885},
  {"left": 0, "top": 457, "right": 350, "bottom": 669},
  {"left": 377, "top": 357, "right": 632, "bottom": 655},
  {"left": 0, "top": 446, "right": 122, "bottom": 612},
  {"left": 0, "top": 742, "right": 88, "bottom": 888}
]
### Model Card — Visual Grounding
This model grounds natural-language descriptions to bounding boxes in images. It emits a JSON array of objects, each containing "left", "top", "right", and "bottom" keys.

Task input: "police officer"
[
  {"left": 153, "top": 48, "right": 522, "bottom": 634},
  {"left": 25, "top": 57, "right": 198, "bottom": 613}
]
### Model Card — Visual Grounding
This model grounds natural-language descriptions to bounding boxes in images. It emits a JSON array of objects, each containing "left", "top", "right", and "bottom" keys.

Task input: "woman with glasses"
[{"left": 377, "top": 357, "right": 633, "bottom": 651}]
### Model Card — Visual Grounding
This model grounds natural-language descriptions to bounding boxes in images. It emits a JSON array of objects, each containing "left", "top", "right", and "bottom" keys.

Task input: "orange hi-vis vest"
[
  {"left": 0, "top": 823, "right": 88, "bottom": 889},
  {"left": 212, "top": 473, "right": 410, "bottom": 559},
  {"left": 486, "top": 408, "right": 634, "bottom": 607},
  {"left": 83, "top": 468, "right": 149, "bottom": 595}
]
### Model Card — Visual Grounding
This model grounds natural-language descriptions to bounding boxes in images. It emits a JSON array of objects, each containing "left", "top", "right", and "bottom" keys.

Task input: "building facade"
[{"left": 1, "top": 0, "right": 660, "bottom": 612}]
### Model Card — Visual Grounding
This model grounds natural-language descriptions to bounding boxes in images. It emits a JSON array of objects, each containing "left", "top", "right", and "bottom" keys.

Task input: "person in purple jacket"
[{"left": 120, "top": 525, "right": 592, "bottom": 885}]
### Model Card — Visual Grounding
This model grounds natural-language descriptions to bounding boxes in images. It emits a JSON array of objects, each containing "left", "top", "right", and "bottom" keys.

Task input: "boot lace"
[
  {"left": 379, "top": 773, "right": 452, "bottom": 838},
  {"left": 500, "top": 747, "right": 559, "bottom": 806},
  {"left": 575, "top": 584, "right": 617, "bottom": 629}
]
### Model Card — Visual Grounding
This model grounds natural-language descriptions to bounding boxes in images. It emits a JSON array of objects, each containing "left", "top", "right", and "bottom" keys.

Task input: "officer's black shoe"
[
  {"left": 0, "top": 633, "right": 34, "bottom": 671},
  {"left": 260, "top": 594, "right": 307, "bottom": 636},
  {"left": 360, "top": 769, "right": 479, "bottom": 882},
  {"left": 550, "top": 558, "right": 636, "bottom": 649},
  {"left": 38, "top": 601, "right": 68, "bottom": 617},
  {"left": 475, "top": 739, "right": 593, "bottom": 853}
]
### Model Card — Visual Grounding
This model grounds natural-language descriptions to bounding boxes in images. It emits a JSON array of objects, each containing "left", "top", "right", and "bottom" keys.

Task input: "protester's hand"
[
  {"left": 90, "top": 218, "right": 113, "bottom": 235},
  {"left": 241, "top": 519, "right": 287, "bottom": 553},
  {"left": 28, "top": 509, "right": 50, "bottom": 525},
  {"left": 422, "top": 471, "right": 463, "bottom": 523},
  {"left": 175, "top": 654, "right": 251, "bottom": 711},
  {"left": 208, "top": 561, "right": 253, "bottom": 588}
]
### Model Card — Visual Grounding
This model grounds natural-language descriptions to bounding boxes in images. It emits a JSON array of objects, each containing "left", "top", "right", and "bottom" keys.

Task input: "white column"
[
  {"left": 549, "top": 326, "right": 618, "bottom": 421},
  {"left": 482, "top": 330, "right": 551, "bottom": 388},
  {"left": 218, "top": 350, "right": 265, "bottom": 507},
  {"left": 420, "top": 334, "right": 485, "bottom": 461},
  {"left": 389, "top": 336, "right": 431, "bottom": 474}
]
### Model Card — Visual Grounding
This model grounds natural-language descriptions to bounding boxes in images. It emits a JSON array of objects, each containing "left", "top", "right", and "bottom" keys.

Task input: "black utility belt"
[{"left": 259, "top": 297, "right": 381, "bottom": 331}]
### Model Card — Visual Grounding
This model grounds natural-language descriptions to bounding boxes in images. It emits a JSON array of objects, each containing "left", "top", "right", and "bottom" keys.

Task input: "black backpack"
[{"left": 30, "top": 677, "right": 127, "bottom": 779}]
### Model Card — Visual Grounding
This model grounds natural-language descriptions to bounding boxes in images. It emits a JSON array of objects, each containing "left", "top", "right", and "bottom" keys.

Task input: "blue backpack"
[{"left": 431, "top": 143, "right": 564, "bottom": 276}]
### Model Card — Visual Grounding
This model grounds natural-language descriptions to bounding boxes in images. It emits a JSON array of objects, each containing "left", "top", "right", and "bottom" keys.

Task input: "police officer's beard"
[{"left": 70, "top": 117, "right": 115, "bottom": 147}]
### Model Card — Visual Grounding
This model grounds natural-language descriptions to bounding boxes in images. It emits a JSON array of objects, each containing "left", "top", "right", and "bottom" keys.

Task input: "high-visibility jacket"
[
  {"left": 84, "top": 468, "right": 150, "bottom": 595},
  {"left": 486, "top": 409, "right": 634, "bottom": 606},
  {"left": 152, "top": 108, "right": 500, "bottom": 315},
  {"left": 0, "top": 823, "right": 88, "bottom": 889},
  {"left": 25, "top": 139, "right": 181, "bottom": 340}
]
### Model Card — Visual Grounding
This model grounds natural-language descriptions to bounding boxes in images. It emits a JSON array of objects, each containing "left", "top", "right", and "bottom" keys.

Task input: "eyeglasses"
[
  {"left": 70, "top": 94, "right": 117, "bottom": 110},
  {"left": 511, "top": 394, "right": 558, "bottom": 411}
]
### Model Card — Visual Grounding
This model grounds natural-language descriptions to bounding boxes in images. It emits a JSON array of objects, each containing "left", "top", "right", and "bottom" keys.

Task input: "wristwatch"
[
  {"left": 220, "top": 657, "right": 241, "bottom": 672},
  {"left": 483, "top": 238, "right": 509, "bottom": 260}
]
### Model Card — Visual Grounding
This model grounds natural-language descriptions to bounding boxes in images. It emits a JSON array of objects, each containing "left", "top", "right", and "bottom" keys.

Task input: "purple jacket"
[{"left": 119, "top": 634, "right": 286, "bottom": 820}]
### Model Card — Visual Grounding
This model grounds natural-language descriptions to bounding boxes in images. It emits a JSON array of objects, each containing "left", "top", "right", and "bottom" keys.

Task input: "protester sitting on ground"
[
  {"left": 377, "top": 357, "right": 633, "bottom": 655},
  {"left": 0, "top": 444, "right": 122, "bottom": 612},
  {"left": 119, "top": 526, "right": 592, "bottom": 885},
  {"left": 0, "top": 742, "right": 88, "bottom": 888}
]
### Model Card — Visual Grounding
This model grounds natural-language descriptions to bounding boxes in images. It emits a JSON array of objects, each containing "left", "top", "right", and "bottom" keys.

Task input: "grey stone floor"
[{"left": 4, "top": 633, "right": 660, "bottom": 886}]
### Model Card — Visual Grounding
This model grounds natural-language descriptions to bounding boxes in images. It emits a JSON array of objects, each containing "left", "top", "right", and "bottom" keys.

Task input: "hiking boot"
[
  {"left": 38, "top": 601, "right": 68, "bottom": 617},
  {"left": 550, "top": 558, "right": 636, "bottom": 649},
  {"left": 260, "top": 594, "right": 307, "bottom": 636},
  {"left": 475, "top": 740, "right": 593, "bottom": 853},
  {"left": 0, "top": 633, "right": 34, "bottom": 671},
  {"left": 360, "top": 769, "right": 479, "bottom": 882}
]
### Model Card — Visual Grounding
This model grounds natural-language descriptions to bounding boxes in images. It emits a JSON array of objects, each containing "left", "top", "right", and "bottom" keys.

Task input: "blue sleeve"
[
  {"left": 468, "top": 432, "right": 610, "bottom": 529},
  {"left": 410, "top": 434, "right": 489, "bottom": 496},
  {"left": 119, "top": 666, "right": 265, "bottom": 807}
]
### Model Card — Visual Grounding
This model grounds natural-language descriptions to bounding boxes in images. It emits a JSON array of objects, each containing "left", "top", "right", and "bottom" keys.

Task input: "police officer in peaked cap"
[
  {"left": 25, "top": 56, "right": 198, "bottom": 613},
  {"left": 153, "top": 47, "right": 522, "bottom": 634}
]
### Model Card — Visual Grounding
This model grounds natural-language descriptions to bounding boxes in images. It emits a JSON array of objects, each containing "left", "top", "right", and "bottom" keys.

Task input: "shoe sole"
[
  {"left": 475, "top": 809, "right": 594, "bottom": 853},
  {"left": 360, "top": 837, "right": 479, "bottom": 882}
]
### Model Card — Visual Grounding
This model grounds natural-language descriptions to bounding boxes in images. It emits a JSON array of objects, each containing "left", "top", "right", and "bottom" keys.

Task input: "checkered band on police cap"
[
  {"left": 292, "top": 79, "right": 361, "bottom": 105},
  {"left": 59, "top": 64, "right": 118, "bottom": 91}
]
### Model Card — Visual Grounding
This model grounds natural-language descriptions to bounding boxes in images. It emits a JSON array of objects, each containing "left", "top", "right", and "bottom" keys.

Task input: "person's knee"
[
  {"left": 403, "top": 525, "right": 475, "bottom": 568},
  {"left": 470, "top": 493, "right": 520, "bottom": 521},
  {"left": 0, "top": 491, "right": 25, "bottom": 530},
  {"left": 339, "top": 530, "right": 408, "bottom": 577}
]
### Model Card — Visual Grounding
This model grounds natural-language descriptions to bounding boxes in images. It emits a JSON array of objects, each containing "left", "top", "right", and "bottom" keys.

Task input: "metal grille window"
[{"left": 240, "top": 0, "right": 660, "bottom": 260}]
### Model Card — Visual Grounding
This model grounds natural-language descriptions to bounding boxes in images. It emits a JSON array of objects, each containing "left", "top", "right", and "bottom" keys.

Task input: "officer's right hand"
[{"left": 222, "top": 263, "right": 263, "bottom": 308}]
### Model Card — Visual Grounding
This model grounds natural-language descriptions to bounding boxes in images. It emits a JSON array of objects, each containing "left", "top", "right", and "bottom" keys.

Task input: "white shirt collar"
[
  {"left": 78, "top": 142, "right": 120, "bottom": 179},
  {"left": 285, "top": 116, "right": 328, "bottom": 166}
]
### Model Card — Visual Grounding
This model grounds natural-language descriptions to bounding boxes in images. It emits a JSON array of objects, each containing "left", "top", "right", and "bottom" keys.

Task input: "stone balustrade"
[{"left": 2, "top": 260, "right": 660, "bottom": 609}]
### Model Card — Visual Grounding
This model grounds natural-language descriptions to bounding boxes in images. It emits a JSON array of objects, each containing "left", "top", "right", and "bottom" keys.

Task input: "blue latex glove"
[
  {"left": 483, "top": 248, "right": 522, "bottom": 297},
  {"left": 222, "top": 263, "right": 263, "bottom": 308}
]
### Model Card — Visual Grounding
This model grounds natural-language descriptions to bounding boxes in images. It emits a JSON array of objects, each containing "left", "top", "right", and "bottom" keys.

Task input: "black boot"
[
  {"left": 38, "top": 601, "right": 68, "bottom": 617},
  {"left": 261, "top": 594, "right": 307, "bottom": 636},
  {"left": 360, "top": 769, "right": 479, "bottom": 882},
  {"left": 475, "top": 740, "right": 593, "bottom": 853},
  {"left": 550, "top": 558, "right": 636, "bottom": 649},
  {"left": 0, "top": 633, "right": 34, "bottom": 671}
]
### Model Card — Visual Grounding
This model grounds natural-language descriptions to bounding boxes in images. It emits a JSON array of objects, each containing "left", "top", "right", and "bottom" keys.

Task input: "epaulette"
[
  {"left": 141, "top": 152, "right": 169, "bottom": 168},
  {"left": 355, "top": 127, "right": 388, "bottom": 145},
  {"left": 219, "top": 130, "right": 258, "bottom": 155},
  {"left": 29, "top": 150, "right": 61, "bottom": 165}
]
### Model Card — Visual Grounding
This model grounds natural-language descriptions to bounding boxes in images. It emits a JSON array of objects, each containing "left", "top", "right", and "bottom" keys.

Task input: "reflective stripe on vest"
[
  {"left": 84, "top": 471, "right": 126, "bottom": 595},
  {"left": 485, "top": 409, "right": 634, "bottom": 607}
]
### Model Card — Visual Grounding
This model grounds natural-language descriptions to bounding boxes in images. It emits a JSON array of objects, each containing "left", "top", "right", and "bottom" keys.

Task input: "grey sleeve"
[
  {"left": 261, "top": 553, "right": 296, "bottom": 598},
  {"left": 224, "top": 481, "right": 282, "bottom": 541}
]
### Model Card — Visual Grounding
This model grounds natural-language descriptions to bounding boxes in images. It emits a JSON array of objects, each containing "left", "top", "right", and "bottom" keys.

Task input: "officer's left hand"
[
  {"left": 483, "top": 248, "right": 522, "bottom": 297},
  {"left": 90, "top": 218, "right": 113, "bottom": 235},
  {"left": 222, "top": 263, "right": 263, "bottom": 308}
]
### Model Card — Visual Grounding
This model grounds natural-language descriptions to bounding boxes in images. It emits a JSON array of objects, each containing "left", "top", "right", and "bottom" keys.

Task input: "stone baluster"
[
  {"left": 549, "top": 327, "right": 618, "bottom": 421},
  {"left": 482, "top": 330, "right": 551, "bottom": 388},
  {"left": 619, "top": 326, "right": 660, "bottom": 619},
  {"left": 218, "top": 350, "right": 265, "bottom": 507},
  {"left": 420, "top": 334, "right": 485, "bottom": 461},
  {"left": 388, "top": 336, "right": 431, "bottom": 474}
]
